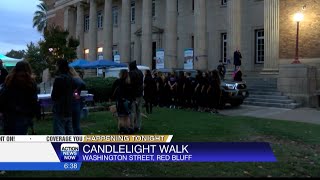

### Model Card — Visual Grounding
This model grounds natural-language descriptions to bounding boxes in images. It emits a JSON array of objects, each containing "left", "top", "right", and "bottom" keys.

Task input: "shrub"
[{"left": 83, "top": 77, "right": 117, "bottom": 102}]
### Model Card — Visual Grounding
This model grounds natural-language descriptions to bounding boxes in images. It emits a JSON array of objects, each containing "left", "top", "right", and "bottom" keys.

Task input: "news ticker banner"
[{"left": 0, "top": 135, "right": 277, "bottom": 171}]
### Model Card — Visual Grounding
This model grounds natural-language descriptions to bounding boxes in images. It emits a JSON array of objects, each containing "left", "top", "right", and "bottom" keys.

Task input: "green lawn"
[{"left": 3, "top": 108, "right": 320, "bottom": 177}]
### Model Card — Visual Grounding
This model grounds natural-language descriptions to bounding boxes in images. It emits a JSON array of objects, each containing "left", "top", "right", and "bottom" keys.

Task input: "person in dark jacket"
[
  {"left": 184, "top": 72, "right": 194, "bottom": 109},
  {"left": 144, "top": 70, "right": 156, "bottom": 114},
  {"left": 217, "top": 60, "right": 226, "bottom": 80},
  {"left": 210, "top": 70, "right": 221, "bottom": 113},
  {"left": 51, "top": 59, "right": 75, "bottom": 135},
  {"left": 128, "top": 61, "right": 144, "bottom": 133},
  {"left": 0, "top": 59, "right": 8, "bottom": 85},
  {"left": 177, "top": 71, "right": 186, "bottom": 109},
  {"left": 0, "top": 61, "right": 40, "bottom": 135},
  {"left": 111, "top": 69, "right": 134, "bottom": 134},
  {"left": 233, "top": 48, "right": 242, "bottom": 71},
  {"left": 69, "top": 67, "right": 86, "bottom": 135},
  {"left": 233, "top": 66, "right": 243, "bottom": 82},
  {"left": 168, "top": 72, "right": 177, "bottom": 109}
]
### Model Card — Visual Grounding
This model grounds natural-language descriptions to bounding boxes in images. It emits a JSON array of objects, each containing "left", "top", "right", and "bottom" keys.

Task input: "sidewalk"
[{"left": 219, "top": 105, "right": 320, "bottom": 125}]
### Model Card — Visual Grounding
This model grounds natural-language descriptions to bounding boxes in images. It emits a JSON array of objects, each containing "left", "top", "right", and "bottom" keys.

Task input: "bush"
[{"left": 83, "top": 77, "right": 117, "bottom": 103}]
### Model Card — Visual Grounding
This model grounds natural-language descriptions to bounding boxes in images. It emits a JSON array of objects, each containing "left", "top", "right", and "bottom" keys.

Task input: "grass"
[{"left": 3, "top": 108, "right": 320, "bottom": 177}]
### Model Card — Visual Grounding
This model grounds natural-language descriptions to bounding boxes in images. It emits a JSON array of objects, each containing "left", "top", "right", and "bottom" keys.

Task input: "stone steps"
[
  {"left": 250, "top": 91, "right": 283, "bottom": 96},
  {"left": 247, "top": 88, "right": 278, "bottom": 92},
  {"left": 249, "top": 94, "right": 289, "bottom": 100},
  {"left": 243, "top": 101, "right": 301, "bottom": 109},
  {"left": 244, "top": 77, "right": 300, "bottom": 109},
  {"left": 245, "top": 97, "right": 295, "bottom": 104}
]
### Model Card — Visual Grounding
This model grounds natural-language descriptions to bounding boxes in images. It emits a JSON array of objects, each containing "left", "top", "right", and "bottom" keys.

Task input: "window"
[
  {"left": 152, "top": 0, "right": 156, "bottom": 17},
  {"left": 84, "top": 15, "right": 89, "bottom": 32},
  {"left": 112, "top": 46, "right": 118, "bottom": 57},
  {"left": 98, "top": 47, "right": 103, "bottom": 53},
  {"left": 221, "top": 33, "right": 227, "bottom": 63},
  {"left": 97, "top": 11, "right": 103, "bottom": 29},
  {"left": 255, "top": 29, "right": 264, "bottom": 64},
  {"left": 112, "top": 6, "right": 118, "bottom": 26},
  {"left": 177, "top": 0, "right": 179, "bottom": 13},
  {"left": 191, "top": 35, "right": 194, "bottom": 49},
  {"left": 192, "top": 0, "right": 194, "bottom": 11},
  {"left": 84, "top": 49, "right": 89, "bottom": 59},
  {"left": 131, "top": 0, "right": 135, "bottom": 23},
  {"left": 131, "top": 42, "right": 134, "bottom": 62},
  {"left": 221, "top": 0, "right": 227, "bottom": 6}
]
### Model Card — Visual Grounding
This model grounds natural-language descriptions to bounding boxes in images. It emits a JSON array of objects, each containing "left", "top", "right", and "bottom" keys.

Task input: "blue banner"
[
  {"left": 0, "top": 162, "right": 82, "bottom": 171},
  {"left": 52, "top": 142, "right": 277, "bottom": 163}
]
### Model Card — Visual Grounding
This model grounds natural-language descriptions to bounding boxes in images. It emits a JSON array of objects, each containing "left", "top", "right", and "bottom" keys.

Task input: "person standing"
[
  {"left": 217, "top": 60, "right": 226, "bottom": 81},
  {"left": 177, "top": 71, "right": 186, "bottom": 109},
  {"left": 233, "top": 48, "right": 242, "bottom": 71},
  {"left": 233, "top": 66, "right": 243, "bottom": 82},
  {"left": 144, "top": 70, "right": 156, "bottom": 114},
  {"left": 128, "top": 61, "right": 144, "bottom": 133},
  {"left": 0, "top": 59, "right": 8, "bottom": 85},
  {"left": 69, "top": 67, "right": 86, "bottom": 135},
  {"left": 210, "top": 70, "right": 221, "bottom": 113},
  {"left": 0, "top": 61, "right": 40, "bottom": 135},
  {"left": 111, "top": 69, "right": 133, "bottom": 134},
  {"left": 51, "top": 59, "right": 74, "bottom": 135},
  {"left": 168, "top": 72, "right": 177, "bottom": 109}
]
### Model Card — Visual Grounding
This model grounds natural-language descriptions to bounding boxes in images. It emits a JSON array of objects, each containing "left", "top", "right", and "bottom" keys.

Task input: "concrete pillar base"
[
  {"left": 278, "top": 64, "right": 318, "bottom": 107},
  {"left": 260, "top": 68, "right": 279, "bottom": 75}
]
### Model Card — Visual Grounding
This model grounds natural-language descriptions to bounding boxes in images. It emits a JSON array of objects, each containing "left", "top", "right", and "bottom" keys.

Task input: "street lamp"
[{"left": 292, "top": 12, "right": 304, "bottom": 64}]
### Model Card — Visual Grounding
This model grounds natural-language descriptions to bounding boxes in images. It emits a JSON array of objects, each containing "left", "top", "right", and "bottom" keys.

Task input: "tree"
[
  {"left": 24, "top": 42, "right": 47, "bottom": 83},
  {"left": 33, "top": 0, "right": 48, "bottom": 33},
  {"left": 5, "top": 50, "right": 26, "bottom": 59},
  {"left": 39, "top": 25, "right": 79, "bottom": 75}
]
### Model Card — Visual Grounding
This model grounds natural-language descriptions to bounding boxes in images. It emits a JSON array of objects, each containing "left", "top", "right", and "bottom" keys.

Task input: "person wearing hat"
[{"left": 0, "top": 59, "right": 8, "bottom": 85}]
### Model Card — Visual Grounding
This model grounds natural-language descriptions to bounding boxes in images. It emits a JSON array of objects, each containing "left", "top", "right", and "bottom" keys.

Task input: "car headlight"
[{"left": 225, "top": 84, "right": 235, "bottom": 90}]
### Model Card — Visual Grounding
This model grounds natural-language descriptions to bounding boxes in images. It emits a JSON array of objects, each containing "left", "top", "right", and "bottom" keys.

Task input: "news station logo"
[{"left": 60, "top": 143, "right": 79, "bottom": 162}]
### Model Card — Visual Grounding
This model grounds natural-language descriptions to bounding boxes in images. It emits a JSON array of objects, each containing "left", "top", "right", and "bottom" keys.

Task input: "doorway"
[{"left": 152, "top": 42, "right": 157, "bottom": 70}]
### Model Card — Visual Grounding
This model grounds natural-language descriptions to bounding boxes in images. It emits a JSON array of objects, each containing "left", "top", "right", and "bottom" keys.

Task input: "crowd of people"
[
  {"left": 145, "top": 69, "right": 222, "bottom": 114},
  {"left": 0, "top": 59, "right": 86, "bottom": 135},
  {"left": 110, "top": 61, "right": 144, "bottom": 135},
  {"left": 0, "top": 51, "right": 244, "bottom": 135}
]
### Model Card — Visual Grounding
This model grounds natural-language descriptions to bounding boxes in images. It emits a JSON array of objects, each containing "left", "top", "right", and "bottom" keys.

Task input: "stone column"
[
  {"left": 64, "top": 7, "right": 70, "bottom": 31},
  {"left": 165, "top": 0, "right": 177, "bottom": 69},
  {"left": 89, "top": 0, "right": 97, "bottom": 61},
  {"left": 262, "top": 0, "right": 279, "bottom": 74},
  {"left": 76, "top": 3, "right": 84, "bottom": 59},
  {"left": 227, "top": 0, "right": 241, "bottom": 64},
  {"left": 65, "top": 7, "right": 76, "bottom": 36},
  {"left": 103, "top": 0, "right": 113, "bottom": 60},
  {"left": 194, "top": 0, "right": 207, "bottom": 70},
  {"left": 141, "top": 0, "right": 153, "bottom": 68},
  {"left": 120, "top": 0, "right": 131, "bottom": 64}
]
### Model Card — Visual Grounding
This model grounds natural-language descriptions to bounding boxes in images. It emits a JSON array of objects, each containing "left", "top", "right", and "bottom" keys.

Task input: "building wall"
[
  {"left": 47, "top": 0, "right": 264, "bottom": 71},
  {"left": 241, "top": 0, "right": 264, "bottom": 72},
  {"left": 47, "top": 8, "right": 65, "bottom": 28},
  {"left": 279, "top": 0, "right": 320, "bottom": 60}
]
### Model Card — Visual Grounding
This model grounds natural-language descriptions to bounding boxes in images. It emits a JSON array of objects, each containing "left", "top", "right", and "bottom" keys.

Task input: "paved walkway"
[{"left": 219, "top": 105, "right": 320, "bottom": 125}]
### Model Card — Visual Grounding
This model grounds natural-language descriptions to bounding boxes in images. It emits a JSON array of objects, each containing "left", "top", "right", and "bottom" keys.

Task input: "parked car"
[
  {"left": 220, "top": 80, "right": 249, "bottom": 108},
  {"left": 155, "top": 68, "right": 249, "bottom": 108},
  {"left": 105, "top": 65, "right": 150, "bottom": 78}
]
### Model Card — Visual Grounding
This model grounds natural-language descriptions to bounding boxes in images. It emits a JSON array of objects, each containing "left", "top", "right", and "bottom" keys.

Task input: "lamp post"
[{"left": 292, "top": 12, "right": 304, "bottom": 64}]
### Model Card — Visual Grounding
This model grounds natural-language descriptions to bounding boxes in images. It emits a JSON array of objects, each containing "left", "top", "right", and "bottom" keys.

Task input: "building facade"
[
  {"left": 46, "top": 0, "right": 269, "bottom": 71},
  {"left": 46, "top": 0, "right": 320, "bottom": 107}
]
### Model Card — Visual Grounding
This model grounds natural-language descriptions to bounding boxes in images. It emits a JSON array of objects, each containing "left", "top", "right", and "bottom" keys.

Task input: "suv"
[
  {"left": 220, "top": 80, "right": 249, "bottom": 108},
  {"left": 156, "top": 68, "right": 249, "bottom": 108}
]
